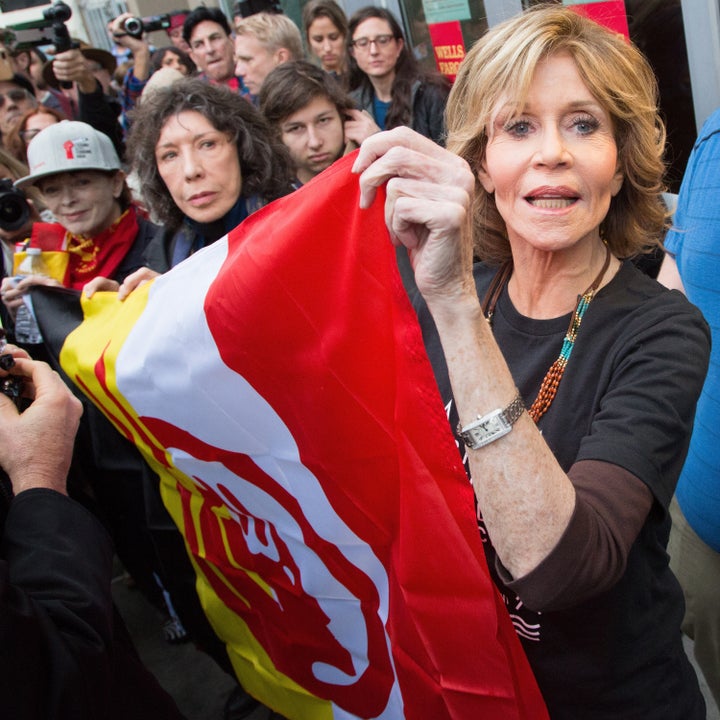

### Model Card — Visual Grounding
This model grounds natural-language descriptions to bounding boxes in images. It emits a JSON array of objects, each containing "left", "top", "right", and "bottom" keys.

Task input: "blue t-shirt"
[
  {"left": 664, "top": 107, "right": 720, "bottom": 552},
  {"left": 373, "top": 96, "right": 391, "bottom": 130}
]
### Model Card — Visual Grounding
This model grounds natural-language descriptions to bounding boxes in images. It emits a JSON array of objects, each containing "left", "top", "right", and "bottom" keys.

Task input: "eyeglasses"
[
  {"left": 350, "top": 34, "right": 395, "bottom": 50},
  {"left": 0, "top": 89, "right": 32, "bottom": 109},
  {"left": 20, "top": 128, "right": 42, "bottom": 143}
]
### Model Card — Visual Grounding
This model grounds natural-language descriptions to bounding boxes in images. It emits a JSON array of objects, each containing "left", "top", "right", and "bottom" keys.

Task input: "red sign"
[
  {"left": 428, "top": 21, "right": 466, "bottom": 81},
  {"left": 566, "top": 1, "right": 629, "bottom": 38}
]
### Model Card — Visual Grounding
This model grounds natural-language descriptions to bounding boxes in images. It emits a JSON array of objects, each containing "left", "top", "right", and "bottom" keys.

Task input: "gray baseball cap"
[{"left": 15, "top": 120, "right": 121, "bottom": 188}]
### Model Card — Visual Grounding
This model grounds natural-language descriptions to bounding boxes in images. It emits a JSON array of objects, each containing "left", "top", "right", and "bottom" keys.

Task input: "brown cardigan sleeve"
[{"left": 496, "top": 459, "right": 653, "bottom": 612}]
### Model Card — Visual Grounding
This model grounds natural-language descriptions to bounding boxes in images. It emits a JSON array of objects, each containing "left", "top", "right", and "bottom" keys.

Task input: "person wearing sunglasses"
[
  {"left": 347, "top": 6, "right": 450, "bottom": 145},
  {"left": 0, "top": 74, "right": 37, "bottom": 147}
]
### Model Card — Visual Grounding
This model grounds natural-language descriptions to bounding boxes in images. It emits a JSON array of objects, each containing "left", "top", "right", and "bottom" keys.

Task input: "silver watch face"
[{"left": 462, "top": 410, "right": 511, "bottom": 449}]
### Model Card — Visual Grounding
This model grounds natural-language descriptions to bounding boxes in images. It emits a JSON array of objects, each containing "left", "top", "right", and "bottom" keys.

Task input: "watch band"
[{"left": 457, "top": 392, "right": 525, "bottom": 450}]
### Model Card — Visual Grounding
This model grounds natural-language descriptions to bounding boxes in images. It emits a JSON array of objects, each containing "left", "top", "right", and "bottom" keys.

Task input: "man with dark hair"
[
  {"left": 183, "top": 6, "right": 241, "bottom": 91},
  {"left": 259, "top": 60, "right": 377, "bottom": 184}
]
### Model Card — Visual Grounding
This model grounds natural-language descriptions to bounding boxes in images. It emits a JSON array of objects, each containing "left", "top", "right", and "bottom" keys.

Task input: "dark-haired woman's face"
[
  {"left": 350, "top": 18, "right": 402, "bottom": 82},
  {"left": 155, "top": 110, "right": 242, "bottom": 224},
  {"left": 308, "top": 16, "right": 345, "bottom": 73},
  {"left": 161, "top": 50, "right": 189, "bottom": 76}
]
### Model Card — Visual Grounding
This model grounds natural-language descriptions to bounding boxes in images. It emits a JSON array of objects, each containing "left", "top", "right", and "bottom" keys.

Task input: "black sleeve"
[
  {"left": 112, "top": 217, "right": 161, "bottom": 283},
  {"left": 413, "top": 80, "right": 450, "bottom": 146},
  {"left": 0, "top": 488, "right": 115, "bottom": 719},
  {"left": 78, "top": 80, "right": 126, "bottom": 161}
]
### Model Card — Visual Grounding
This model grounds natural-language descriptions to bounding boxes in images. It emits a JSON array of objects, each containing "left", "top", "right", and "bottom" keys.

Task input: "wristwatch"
[{"left": 457, "top": 393, "right": 525, "bottom": 450}]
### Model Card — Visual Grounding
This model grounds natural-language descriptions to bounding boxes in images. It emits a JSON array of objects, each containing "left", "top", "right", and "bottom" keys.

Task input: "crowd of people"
[{"left": 0, "top": 2, "right": 718, "bottom": 720}]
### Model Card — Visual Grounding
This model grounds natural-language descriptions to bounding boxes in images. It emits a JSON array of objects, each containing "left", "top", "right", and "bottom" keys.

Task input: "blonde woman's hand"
[{"left": 353, "top": 127, "right": 476, "bottom": 303}]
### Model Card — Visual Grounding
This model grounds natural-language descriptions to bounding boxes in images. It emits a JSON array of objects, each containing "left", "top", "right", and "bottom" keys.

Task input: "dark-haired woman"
[
  {"left": 348, "top": 6, "right": 450, "bottom": 145},
  {"left": 149, "top": 46, "right": 196, "bottom": 77},
  {"left": 303, "top": 0, "right": 351, "bottom": 87},
  {"left": 83, "top": 78, "right": 295, "bottom": 717},
  {"left": 87, "top": 77, "right": 294, "bottom": 299}
]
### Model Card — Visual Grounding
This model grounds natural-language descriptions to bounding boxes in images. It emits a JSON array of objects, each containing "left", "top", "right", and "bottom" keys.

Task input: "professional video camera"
[
  {"left": 118, "top": 13, "right": 172, "bottom": 40},
  {"left": 0, "top": 179, "right": 31, "bottom": 233},
  {"left": 1, "top": 0, "right": 73, "bottom": 54},
  {"left": 233, "top": 0, "right": 283, "bottom": 19}
]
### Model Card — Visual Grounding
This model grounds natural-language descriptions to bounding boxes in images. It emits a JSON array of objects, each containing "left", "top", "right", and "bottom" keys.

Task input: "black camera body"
[
  {"left": 0, "top": 333, "right": 25, "bottom": 410},
  {"left": 0, "top": 180, "right": 31, "bottom": 233},
  {"left": 121, "top": 14, "right": 172, "bottom": 39},
  {"left": 2, "top": 0, "right": 74, "bottom": 75},
  {"left": 43, "top": 0, "right": 73, "bottom": 54}
]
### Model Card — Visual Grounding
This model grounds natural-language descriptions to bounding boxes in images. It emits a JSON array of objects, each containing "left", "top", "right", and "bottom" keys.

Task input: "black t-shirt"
[{"left": 417, "top": 260, "right": 709, "bottom": 719}]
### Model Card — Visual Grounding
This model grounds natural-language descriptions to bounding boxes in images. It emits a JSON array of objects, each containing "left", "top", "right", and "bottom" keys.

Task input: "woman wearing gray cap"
[
  {"left": 0, "top": 120, "right": 192, "bottom": 663},
  {"left": 0, "top": 120, "right": 153, "bottom": 324}
]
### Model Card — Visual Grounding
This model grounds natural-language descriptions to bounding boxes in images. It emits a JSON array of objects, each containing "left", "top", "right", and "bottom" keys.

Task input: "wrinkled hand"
[
  {"left": 110, "top": 13, "right": 149, "bottom": 50},
  {"left": 52, "top": 48, "right": 96, "bottom": 93},
  {"left": 109, "top": 13, "right": 151, "bottom": 81},
  {"left": 83, "top": 276, "right": 120, "bottom": 298},
  {"left": 352, "top": 127, "right": 476, "bottom": 302},
  {"left": 117, "top": 266, "right": 160, "bottom": 301},
  {"left": 343, "top": 109, "right": 380, "bottom": 147},
  {"left": 0, "top": 346, "right": 82, "bottom": 495}
]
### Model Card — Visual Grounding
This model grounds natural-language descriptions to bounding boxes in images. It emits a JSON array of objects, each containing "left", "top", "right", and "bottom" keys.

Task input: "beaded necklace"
[{"left": 481, "top": 246, "right": 611, "bottom": 423}]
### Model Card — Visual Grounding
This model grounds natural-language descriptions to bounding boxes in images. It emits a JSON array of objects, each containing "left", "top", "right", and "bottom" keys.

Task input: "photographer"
[
  {"left": 0, "top": 341, "right": 187, "bottom": 719},
  {"left": 107, "top": 13, "right": 194, "bottom": 127},
  {"left": 108, "top": 13, "right": 153, "bottom": 122},
  {"left": 45, "top": 43, "right": 125, "bottom": 159}
]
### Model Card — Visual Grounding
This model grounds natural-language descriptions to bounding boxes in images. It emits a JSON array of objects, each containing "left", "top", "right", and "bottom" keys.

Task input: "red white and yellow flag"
[{"left": 55, "top": 154, "right": 547, "bottom": 719}]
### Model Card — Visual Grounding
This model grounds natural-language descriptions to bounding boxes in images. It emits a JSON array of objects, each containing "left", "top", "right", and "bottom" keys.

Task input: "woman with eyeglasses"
[
  {"left": 4, "top": 106, "right": 65, "bottom": 164},
  {"left": 347, "top": 6, "right": 450, "bottom": 145}
]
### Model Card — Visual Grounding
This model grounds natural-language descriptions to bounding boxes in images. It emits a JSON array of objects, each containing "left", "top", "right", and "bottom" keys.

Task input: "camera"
[
  {"left": 2, "top": 0, "right": 74, "bottom": 55},
  {"left": 0, "top": 333, "right": 25, "bottom": 409},
  {"left": 42, "top": 0, "right": 73, "bottom": 54},
  {"left": 0, "top": 180, "right": 31, "bottom": 233},
  {"left": 121, "top": 14, "right": 172, "bottom": 40}
]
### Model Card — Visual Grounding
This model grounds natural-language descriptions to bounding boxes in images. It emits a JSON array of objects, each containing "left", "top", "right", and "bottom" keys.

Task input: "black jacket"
[
  {"left": 350, "top": 77, "right": 450, "bottom": 145},
  {"left": 0, "top": 484, "right": 186, "bottom": 719}
]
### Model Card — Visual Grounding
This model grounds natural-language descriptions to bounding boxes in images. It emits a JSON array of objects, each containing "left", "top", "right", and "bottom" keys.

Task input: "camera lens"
[
  {"left": 123, "top": 16, "right": 144, "bottom": 38},
  {"left": 0, "top": 187, "right": 30, "bottom": 232}
]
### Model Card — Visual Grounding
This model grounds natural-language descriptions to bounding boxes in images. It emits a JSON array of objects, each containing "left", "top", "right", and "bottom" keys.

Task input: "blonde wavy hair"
[{"left": 447, "top": 4, "right": 667, "bottom": 263}]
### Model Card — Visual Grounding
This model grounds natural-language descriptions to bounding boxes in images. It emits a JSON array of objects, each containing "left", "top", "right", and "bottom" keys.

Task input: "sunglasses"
[{"left": 0, "top": 89, "right": 32, "bottom": 109}]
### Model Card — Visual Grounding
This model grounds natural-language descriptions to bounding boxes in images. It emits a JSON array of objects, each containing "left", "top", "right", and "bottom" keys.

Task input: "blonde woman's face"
[{"left": 477, "top": 53, "right": 622, "bottom": 256}]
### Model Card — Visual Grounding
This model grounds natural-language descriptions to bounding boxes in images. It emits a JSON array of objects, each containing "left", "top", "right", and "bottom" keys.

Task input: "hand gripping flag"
[{"left": 40, "top": 153, "right": 548, "bottom": 719}]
